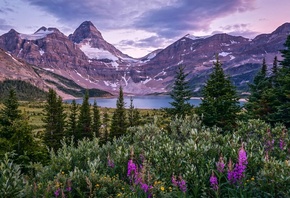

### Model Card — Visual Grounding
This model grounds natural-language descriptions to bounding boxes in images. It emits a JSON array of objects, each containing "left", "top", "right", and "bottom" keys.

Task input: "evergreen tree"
[
  {"left": 76, "top": 91, "right": 92, "bottom": 141},
  {"left": 128, "top": 97, "right": 141, "bottom": 127},
  {"left": 270, "top": 35, "right": 290, "bottom": 127},
  {"left": 197, "top": 56, "right": 240, "bottom": 132},
  {"left": 110, "top": 86, "right": 127, "bottom": 139},
  {"left": 168, "top": 65, "right": 192, "bottom": 118},
  {"left": 245, "top": 58, "right": 272, "bottom": 120},
  {"left": 92, "top": 100, "right": 101, "bottom": 137},
  {"left": 0, "top": 89, "right": 21, "bottom": 140},
  {"left": 67, "top": 99, "right": 78, "bottom": 140},
  {"left": 43, "top": 89, "right": 66, "bottom": 150},
  {"left": 102, "top": 108, "right": 110, "bottom": 143}
]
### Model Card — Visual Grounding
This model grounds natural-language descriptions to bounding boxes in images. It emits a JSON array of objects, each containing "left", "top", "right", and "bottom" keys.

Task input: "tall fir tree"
[
  {"left": 270, "top": 35, "right": 290, "bottom": 127},
  {"left": 168, "top": 65, "right": 192, "bottom": 118},
  {"left": 128, "top": 97, "right": 141, "bottom": 127},
  {"left": 245, "top": 58, "right": 272, "bottom": 120},
  {"left": 0, "top": 89, "right": 21, "bottom": 139},
  {"left": 67, "top": 99, "right": 78, "bottom": 140},
  {"left": 197, "top": 56, "right": 240, "bottom": 132},
  {"left": 102, "top": 108, "right": 110, "bottom": 143},
  {"left": 92, "top": 100, "right": 101, "bottom": 138},
  {"left": 76, "top": 91, "right": 92, "bottom": 141},
  {"left": 43, "top": 89, "right": 66, "bottom": 150},
  {"left": 110, "top": 86, "right": 127, "bottom": 139}
]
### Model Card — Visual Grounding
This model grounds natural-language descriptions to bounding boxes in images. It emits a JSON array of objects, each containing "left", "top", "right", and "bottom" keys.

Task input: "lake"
[
  {"left": 65, "top": 95, "right": 202, "bottom": 109},
  {"left": 65, "top": 96, "right": 245, "bottom": 109}
]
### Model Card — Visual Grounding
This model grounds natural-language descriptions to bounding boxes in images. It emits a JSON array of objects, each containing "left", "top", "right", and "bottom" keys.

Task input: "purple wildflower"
[
  {"left": 108, "top": 158, "right": 115, "bottom": 168},
  {"left": 140, "top": 183, "right": 149, "bottom": 192},
  {"left": 171, "top": 175, "right": 178, "bottom": 187},
  {"left": 227, "top": 158, "right": 235, "bottom": 184},
  {"left": 54, "top": 188, "right": 60, "bottom": 197},
  {"left": 210, "top": 171, "right": 218, "bottom": 191},
  {"left": 216, "top": 156, "right": 225, "bottom": 173},
  {"left": 178, "top": 176, "right": 187, "bottom": 193},
  {"left": 127, "top": 159, "right": 137, "bottom": 177},
  {"left": 280, "top": 139, "right": 285, "bottom": 150},
  {"left": 66, "top": 187, "right": 72, "bottom": 192}
]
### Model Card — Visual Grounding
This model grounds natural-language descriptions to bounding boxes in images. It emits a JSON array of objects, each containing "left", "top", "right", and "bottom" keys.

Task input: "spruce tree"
[
  {"left": 168, "top": 65, "right": 192, "bottom": 118},
  {"left": 43, "top": 89, "right": 66, "bottom": 150},
  {"left": 128, "top": 97, "right": 141, "bottom": 127},
  {"left": 0, "top": 89, "right": 21, "bottom": 139},
  {"left": 102, "top": 108, "right": 110, "bottom": 143},
  {"left": 197, "top": 56, "right": 240, "bottom": 132},
  {"left": 76, "top": 91, "right": 92, "bottom": 141},
  {"left": 245, "top": 58, "right": 272, "bottom": 120},
  {"left": 92, "top": 100, "right": 101, "bottom": 137},
  {"left": 270, "top": 35, "right": 290, "bottom": 127},
  {"left": 67, "top": 99, "right": 78, "bottom": 140},
  {"left": 110, "top": 86, "right": 127, "bottom": 139}
]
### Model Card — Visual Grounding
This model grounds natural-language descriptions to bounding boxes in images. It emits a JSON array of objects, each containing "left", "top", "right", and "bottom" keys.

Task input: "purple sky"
[{"left": 0, "top": 0, "right": 289, "bottom": 57}]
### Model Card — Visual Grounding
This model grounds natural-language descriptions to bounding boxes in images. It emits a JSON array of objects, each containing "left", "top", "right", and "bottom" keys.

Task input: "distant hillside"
[{"left": 0, "top": 80, "right": 47, "bottom": 101}]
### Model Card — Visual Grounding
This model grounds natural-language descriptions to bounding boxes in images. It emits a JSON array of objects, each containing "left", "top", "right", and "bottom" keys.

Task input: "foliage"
[
  {"left": 110, "top": 86, "right": 128, "bottom": 139},
  {"left": 92, "top": 100, "right": 101, "bottom": 138},
  {"left": 0, "top": 80, "right": 47, "bottom": 101},
  {"left": 0, "top": 153, "right": 25, "bottom": 198},
  {"left": 128, "top": 97, "right": 141, "bottom": 127},
  {"left": 167, "top": 65, "right": 193, "bottom": 118},
  {"left": 43, "top": 88, "right": 66, "bottom": 150},
  {"left": 245, "top": 58, "right": 273, "bottom": 120},
  {"left": 66, "top": 99, "right": 78, "bottom": 140},
  {"left": 197, "top": 56, "right": 240, "bottom": 132},
  {"left": 76, "top": 90, "right": 93, "bottom": 142},
  {"left": 268, "top": 34, "right": 290, "bottom": 127}
]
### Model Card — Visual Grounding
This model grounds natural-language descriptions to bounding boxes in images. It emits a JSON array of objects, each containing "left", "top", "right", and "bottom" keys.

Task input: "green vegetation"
[
  {"left": 0, "top": 80, "right": 47, "bottom": 101},
  {"left": 167, "top": 65, "right": 193, "bottom": 118},
  {"left": 197, "top": 56, "right": 240, "bottom": 132}
]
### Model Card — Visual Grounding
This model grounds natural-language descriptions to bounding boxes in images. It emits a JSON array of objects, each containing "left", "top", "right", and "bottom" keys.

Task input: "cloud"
[
  {"left": 134, "top": 0, "right": 256, "bottom": 38},
  {"left": 218, "top": 23, "right": 259, "bottom": 38},
  {"left": 22, "top": 0, "right": 256, "bottom": 39},
  {"left": 0, "top": 19, "right": 13, "bottom": 31},
  {"left": 119, "top": 36, "right": 169, "bottom": 48}
]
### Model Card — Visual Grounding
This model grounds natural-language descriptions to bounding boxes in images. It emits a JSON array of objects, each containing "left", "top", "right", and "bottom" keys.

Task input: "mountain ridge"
[{"left": 0, "top": 21, "right": 289, "bottom": 97}]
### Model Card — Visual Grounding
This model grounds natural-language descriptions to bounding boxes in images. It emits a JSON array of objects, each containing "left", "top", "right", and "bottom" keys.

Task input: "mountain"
[{"left": 0, "top": 21, "right": 289, "bottom": 97}]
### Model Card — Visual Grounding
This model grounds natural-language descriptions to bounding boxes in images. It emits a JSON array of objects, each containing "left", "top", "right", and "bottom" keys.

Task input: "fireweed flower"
[
  {"left": 227, "top": 158, "right": 234, "bottom": 184},
  {"left": 127, "top": 159, "right": 137, "bottom": 177},
  {"left": 54, "top": 188, "right": 60, "bottom": 197},
  {"left": 216, "top": 155, "right": 225, "bottom": 173},
  {"left": 228, "top": 144, "right": 248, "bottom": 184},
  {"left": 210, "top": 171, "right": 218, "bottom": 191},
  {"left": 178, "top": 176, "right": 187, "bottom": 193},
  {"left": 171, "top": 175, "right": 178, "bottom": 187}
]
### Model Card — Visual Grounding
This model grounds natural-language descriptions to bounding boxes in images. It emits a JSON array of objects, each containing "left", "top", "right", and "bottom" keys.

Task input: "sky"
[{"left": 0, "top": 0, "right": 290, "bottom": 58}]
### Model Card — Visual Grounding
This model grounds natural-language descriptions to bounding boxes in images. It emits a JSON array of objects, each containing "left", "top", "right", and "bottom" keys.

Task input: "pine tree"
[
  {"left": 245, "top": 58, "right": 272, "bottom": 120},
  {"left": 168, "top": 65, "right": 192, "bottom": 118},
  {"left": 92, "top": 100, "right": 101, "bottom": 137},
  {"left": 102, "top": 108, "right": 110, "bottom": 143},
  {"left": 76, "top": 91, "right": 92, "bottom": 141},
  {"left": 110, "top": 86, "right": 127, "bottom": 139},
  {"left": 128, "top": 97, "right": 141, "bottom": 127},
  {"left": 0, "top": 89, "right": 21, "bottom": 139},
  {"left": 43, "top": 89, "right": 66, "bottom": 150},
  {"left": 197, "top": 56, "right": 240, "bottom": 132},
  {"left": 67, "top": 99, "right": 78, "bottom": 140},
  {"left": 270, "top": 35, "right": 290, "bottom": 127}
]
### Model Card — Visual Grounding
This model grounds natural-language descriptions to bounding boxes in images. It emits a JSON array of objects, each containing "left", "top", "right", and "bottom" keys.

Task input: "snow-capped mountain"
[{"left": 0, "top": 21, "right": 289, "bottom": 97}]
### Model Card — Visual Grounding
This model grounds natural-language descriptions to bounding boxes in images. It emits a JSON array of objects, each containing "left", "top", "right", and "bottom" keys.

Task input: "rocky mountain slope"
[{"left": 0, "top": 21, "right": 289, "bottom": 97}]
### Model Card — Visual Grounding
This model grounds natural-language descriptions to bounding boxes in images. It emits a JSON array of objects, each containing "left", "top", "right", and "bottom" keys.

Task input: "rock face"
[{"left": 0, "top": 21, "right": 290, "bottom": 96}]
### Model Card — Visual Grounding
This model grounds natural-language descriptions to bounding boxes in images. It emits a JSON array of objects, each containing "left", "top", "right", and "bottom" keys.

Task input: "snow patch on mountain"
[
  {"left": 20, "top": 29, "right": 54, "bottom": 40},
  {"left": 80, "top": 43, "right": 118, "bottom": 61},
  {"left": 185, "top": 34, "right": 210, "bottom": 40},
  {"left": 39, "top": 49, "right": 45, "bottom": 56},
  {"left": 219, "top": 52, "right": 231, "bottom": 57}
]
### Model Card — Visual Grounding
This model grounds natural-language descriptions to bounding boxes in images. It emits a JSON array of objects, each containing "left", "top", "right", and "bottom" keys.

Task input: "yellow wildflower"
[
  {"left": 95, "top": 184, "right": 100, "bottom": 187},
  {"left": 160, "top": 186, "right": 165, "bottom": 191},
  {"left": 61, "top": 171, "right": 64, "bottom": 175},
  {"left": 251, "top": 177, "right": 255, "bottom": 181}
]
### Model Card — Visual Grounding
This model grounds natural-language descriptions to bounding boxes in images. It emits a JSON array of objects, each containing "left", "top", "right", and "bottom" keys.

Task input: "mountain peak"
[
  {"left": 272, "top": 22, "right": 290, "bottom": 35},
  {"left": 69, "top": 21, "right": 103, "bottom": 43}
]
